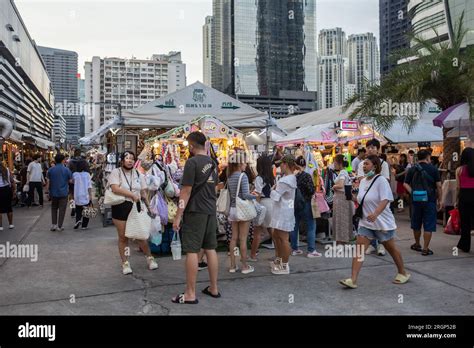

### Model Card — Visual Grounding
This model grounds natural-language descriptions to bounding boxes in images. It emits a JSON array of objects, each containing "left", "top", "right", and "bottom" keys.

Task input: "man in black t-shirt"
[{"left": 172, "top": 132, "right": 220, "bottom": 304}]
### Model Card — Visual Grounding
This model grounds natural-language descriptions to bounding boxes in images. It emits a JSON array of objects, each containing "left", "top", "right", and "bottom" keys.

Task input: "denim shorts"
[
  {"left": 411, "top": 201, "right": 437, "bottom": 232},
  {"left": 357, "top": 226, "right": 396, "bottom": 242}
]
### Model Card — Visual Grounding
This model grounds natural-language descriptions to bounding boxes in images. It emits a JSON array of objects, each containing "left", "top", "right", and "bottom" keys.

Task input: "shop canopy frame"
[{"left": 145, "top": 115, "right": 244, "bottom": 144}]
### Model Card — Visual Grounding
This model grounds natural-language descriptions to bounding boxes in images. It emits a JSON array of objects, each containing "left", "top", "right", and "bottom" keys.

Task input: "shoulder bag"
[
  {"left": 125, "top": 201, "right": 152, "bottom": 240},
  {"left": 354, "top": 175, "right": 381, "bottom": 220},
  {"left": 235, "top": 173, "right": 257, "bottom": 221},
  {"left": 104, "top": 169, "right": 126, "bottom": 206}
]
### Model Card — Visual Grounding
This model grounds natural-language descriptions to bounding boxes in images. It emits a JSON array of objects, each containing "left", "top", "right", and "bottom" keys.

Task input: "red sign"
[{"left": 340, "top": 120, "right": 358, "bottom": 131}]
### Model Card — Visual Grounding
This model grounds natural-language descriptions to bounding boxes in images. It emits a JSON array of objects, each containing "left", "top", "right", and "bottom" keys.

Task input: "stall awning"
[
  {"left": 384, "top": 111, "right": 443, "bottom": 144},
  {"left": 277, "top": 104, "right": 361, "bottom": 133},
  {"left": 9, "top": 130, "right": 23, "bottom": 143},
  {"left": 123, "top": 81, "right": 267, "bottom": 129}
]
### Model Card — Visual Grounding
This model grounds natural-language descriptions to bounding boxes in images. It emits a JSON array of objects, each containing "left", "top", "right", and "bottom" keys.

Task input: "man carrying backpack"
[
  {"left": 291, "top": 156, "right": 321, "bottom": 258},
  {"left": 404, "top": 149, "right": 442, "bottom": 256}
]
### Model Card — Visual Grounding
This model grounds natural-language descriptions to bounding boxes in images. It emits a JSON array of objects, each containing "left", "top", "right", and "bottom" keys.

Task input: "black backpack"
[
  {"left": 411, "top": 164, "right": 435, "bottom": 200},
  {"left": 294, "top": 187, "right": 306, "bottom": 214}
]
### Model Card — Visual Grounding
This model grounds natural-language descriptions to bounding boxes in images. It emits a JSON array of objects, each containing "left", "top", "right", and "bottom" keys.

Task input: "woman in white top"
[
  {"left": 332, "top": 154, "right": 354, "bottom": 244},
  {"left": 0, "top": 162, "right": 15, "bottom": 231},
  {"left": 73, "top": 161, "right": 93, "bottom": 230},
  {"left": 269, "top": 155, "right": 297, "bottom": 275},
  {"left": 340, "top": 155, "right": 410, "bottom": 289},
  {"left": 109, "top": 151, "right": 158, "bottom": 275},
  {"left": 250, "top": 155, "right": 275, "bottom": 261}
]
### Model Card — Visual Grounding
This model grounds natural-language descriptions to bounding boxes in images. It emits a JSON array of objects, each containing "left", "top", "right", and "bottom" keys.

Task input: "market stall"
[{"left": 141, "top": 115, "right": 249, "bottom": 167}]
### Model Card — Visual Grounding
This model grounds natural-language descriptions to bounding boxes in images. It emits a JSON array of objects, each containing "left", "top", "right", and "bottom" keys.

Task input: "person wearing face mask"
[
  {"left": 340, "top": 155, "right": 410, "bottom": 289},
  {"left": 109, "top": 151, "right": 158, "bottom": 275}
]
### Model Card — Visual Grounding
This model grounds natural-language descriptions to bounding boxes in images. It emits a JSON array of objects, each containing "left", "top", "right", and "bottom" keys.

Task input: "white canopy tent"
[{"left": 123, "top": 81, "right": 268, "bottom": 129}]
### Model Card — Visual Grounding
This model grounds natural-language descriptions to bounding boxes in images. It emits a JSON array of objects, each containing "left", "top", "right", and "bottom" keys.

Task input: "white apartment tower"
[
  {"left": 317, "top": 28, "right": 347, "bottom": 109},
  {"left": 347, "top": 33, "right": 380, "bottom": 95},
  {"left": 84, "top": 52, "right": 187, "bottom": 134},
  {"left": 203, "top": 16, "right": 213, "bottom": 86}
]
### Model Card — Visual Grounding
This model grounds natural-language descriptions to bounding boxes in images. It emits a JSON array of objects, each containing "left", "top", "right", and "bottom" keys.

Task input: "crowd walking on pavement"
[{"left": 3, "top": 135, "right": 473, "bottom": 306}]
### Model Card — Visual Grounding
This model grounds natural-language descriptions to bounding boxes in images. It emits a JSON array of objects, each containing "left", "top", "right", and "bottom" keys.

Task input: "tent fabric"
[
  {"left": 277, "top": 104, "right": 360, "bottom": 133},
  {"left": 79, "top": 117, "right": 120, "bottom": 146},
  {"left": 433, "top": 102, "right": 474, "bottom": 129},
  {"left": 384, "top": 112, "right": 443, "bottom": 143},
  {"left": 123, "top": 81, "right": 267, "bottom": 128}
]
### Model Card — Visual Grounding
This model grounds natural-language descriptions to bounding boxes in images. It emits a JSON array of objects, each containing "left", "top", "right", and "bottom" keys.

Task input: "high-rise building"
[
  {"left": 379, "top": 0, "right": 410, "bottom": 75},
  {"left": 408, "top": 0, "right": 449, "bottom": 47},
  {"left": 445, "top": 0, "right": 474, "bottom": 47},
  {"left": 0, "top": 0, "right": 54, "bottom": 141},
  {"left": 317, "top": 28, "right": 347, "bottom": 109},
  {"left": 347, "top": 33, "right": 380, "bottom": 95},
  {"left": 84, "top": 52, "right": 187, "bottom": 134},
  {"left": 319, "top": 28, "right": 346, "bottom": 57},
  {"left": 317, "top": 56, "right": 346, "bottom": 109},
  {"left": 210, "top": 0, "right": 317, "bottom": 98},
  {"left": 203, "top": 16, "right": 213, "bottom": 86},
  {"left": 38, "top": 46, "right": 79, "bottom": 145}
]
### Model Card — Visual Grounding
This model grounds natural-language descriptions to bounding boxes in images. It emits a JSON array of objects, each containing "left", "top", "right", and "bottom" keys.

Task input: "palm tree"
[{"left": 344, "top": 13, "right": 474, "bottom": 179}]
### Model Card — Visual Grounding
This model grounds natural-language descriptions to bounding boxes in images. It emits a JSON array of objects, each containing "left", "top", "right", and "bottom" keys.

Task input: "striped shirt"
[{"left": 228, "top": 171, "right": 256, "bottom": 208}]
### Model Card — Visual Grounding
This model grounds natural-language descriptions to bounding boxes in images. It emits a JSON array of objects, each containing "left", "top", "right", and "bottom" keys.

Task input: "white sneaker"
[
  {"left": 57, "top": 226, "right": 64, "bottom": 232},
  {"left": 147, "top": 256, "right": 158, "bottom": 270},
  {"left": 377, "top": 244, "right": 386, "bottom": 256},
  {"left": 272, "top": 263, "right": 290, "bottom": 275},
  {"left": 291, "top": 249, "right": 304, "bottom": 256},
  {"left": 307, "top": 251, "right": 323, "bottom": 258},
  {"left": 122, "top": 261, "right": 133, "bottom": 275},
  {"left": 50, "top": 225, "right": 57, "bottom": 232},
  {"left": 365, "top": 245, "right": 376, "bottom": 255},
  {"left": 241, "top": 265, "right": 255, "bottom": 274},
  {"left": 0, "top": 227, "right": 3, "bottom": 231},
  {"left": 9, "top": 225, "right": 14, "bottom": 229},
  {"left": 270, "top": 257, "right": 282, "bottom": 271}
]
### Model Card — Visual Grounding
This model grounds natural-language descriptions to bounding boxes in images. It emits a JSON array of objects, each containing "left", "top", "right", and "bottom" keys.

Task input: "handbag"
[
  {"left": 252, "top": 200, "right": 267, "bottom": 226},
  {"left": 171, "top": 231, "right": 182, "bottom": 260},
  {"left": 235, "top": 173, "right": 257, "bottom": 221},
  {"left": 104, "top": 170, "right": 126, "bottom": 206},
  {"left": 22, "top": 184, "right": 29, "bottom": 193},
  {"left": 150, "top": 192, "right": 168, "bottom": 225},
  {"left": 216, "top": 183, "right": 231, "bottom": 215},
  {"left": 354, "top": 175, "right": 381, "bottom": 220},
  {"left": 314, "top": 176, "right": 330, "bottom": 214},
  {"left": 311, "top": 195, "right": 321, "bottom": 218},
  {"left": 166, "top": 196, "right": 178, "bottom": 222},
  {"left": 125, "top": 202, "right": 152, "bottom": 240}
]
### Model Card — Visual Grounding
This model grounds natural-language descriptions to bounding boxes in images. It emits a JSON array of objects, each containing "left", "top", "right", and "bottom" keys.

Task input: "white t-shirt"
[
  {"left": 357, "top": 175, "right": 396, "bottom": 231},
  {"left": 0, "top": 169, "right": 11, "bottom": 187},
  {"left": 351, "top": 157, "right": 361, "bottom": 174},
  {"left": 73, "top": 172, "right": 92, "bottom": 206},
  {"left": 357, "top": 158, "right": 390, "bottom": 180},
  {"left": 27, "top": 161, "right": 43, "bottom": 182},
  {"left": 334, "top": 169, "right": 350, "bottom": 192},
  {"left": 108, "top": 168, "right": 146, "bottom": 202},
  {"left": 254, "top": 176, "right": 271, "bottom": 198}
]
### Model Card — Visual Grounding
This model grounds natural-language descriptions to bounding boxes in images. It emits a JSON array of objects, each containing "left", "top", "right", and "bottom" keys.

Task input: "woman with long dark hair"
[
  {"left": 250, "top": 155, "right": 275, "bottom": 261},
  {"left": 109, "top": 151, "right": 158, "bottom": 275},
  {"left": 332, "top": 154, "right": 353, "bottom": 244},
  {"left": 395, "top": 154, "right": 410, "bottom": 213},
  {"left": 227, "top": 153, "right": 257, "bottom": 274},
  {"left": 456, "top": 147, "right": 474, "bottom": 252},
  {"left": 0, "top": 161, "right": 15, "bottom": 231}
]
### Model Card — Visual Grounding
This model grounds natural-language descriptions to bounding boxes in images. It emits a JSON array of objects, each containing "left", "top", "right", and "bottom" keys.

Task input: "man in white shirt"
[
  {"left": 27, "top": 154, "right": 45, "bottom": 207},
  {"left": 351, "top": 148, "right": 366, "bottom": 175},
  {"left": 356, "top": 139, "right": 389, "bottom": 256}
]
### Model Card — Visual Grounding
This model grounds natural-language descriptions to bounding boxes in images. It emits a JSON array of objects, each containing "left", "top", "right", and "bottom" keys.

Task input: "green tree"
[{"left": 344, "top": 13, "right": 474, "bottom": 179}]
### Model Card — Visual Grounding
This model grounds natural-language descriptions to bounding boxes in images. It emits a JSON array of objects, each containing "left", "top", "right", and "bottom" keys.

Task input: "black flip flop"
[
  {"left": 422, "top": 249, "right": 434, "bottom": 256},
  {"left": 410, "top": 244, "right": 422, "bottom": 252},
  {"left": 171, "top": 294, "right": 199, "bottom": 304},
  {"left": 202, "top": 286, "right": 221, "bottom": 299}
]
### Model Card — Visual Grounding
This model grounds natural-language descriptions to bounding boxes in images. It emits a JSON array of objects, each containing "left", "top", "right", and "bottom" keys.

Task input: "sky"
[{"left": 15, "top": 0, "right": 379, "bottom": 83}]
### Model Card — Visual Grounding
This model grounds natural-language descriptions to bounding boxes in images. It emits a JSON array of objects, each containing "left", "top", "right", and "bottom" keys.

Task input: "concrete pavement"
[{"left": 0, "top": 203, "right": 473, "bottom": 315}]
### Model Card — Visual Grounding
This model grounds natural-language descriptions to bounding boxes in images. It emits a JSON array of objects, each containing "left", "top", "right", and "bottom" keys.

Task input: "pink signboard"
[{"left": 340, "top": 120, "right": 359, "bottom": 131}]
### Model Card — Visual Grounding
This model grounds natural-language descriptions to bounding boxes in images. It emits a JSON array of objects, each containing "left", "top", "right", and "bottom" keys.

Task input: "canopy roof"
[
  {"left": 433, "top": 102, "right": 474, "bottom": 130},
  {"left": 123, "top": 81, "right": 267, "bottom": 128}
]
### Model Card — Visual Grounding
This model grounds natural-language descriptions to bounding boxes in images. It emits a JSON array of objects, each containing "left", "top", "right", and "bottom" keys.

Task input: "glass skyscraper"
[{"left": 211, "top": 0, "right": 317, "bottom": 97}]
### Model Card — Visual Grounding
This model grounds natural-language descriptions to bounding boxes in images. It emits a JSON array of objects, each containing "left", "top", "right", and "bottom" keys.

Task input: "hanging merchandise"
[{"left": 304, "top": 145, "right": 318, "bottom": 177}]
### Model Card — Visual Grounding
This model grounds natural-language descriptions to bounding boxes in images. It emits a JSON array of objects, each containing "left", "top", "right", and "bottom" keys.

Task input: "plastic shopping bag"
[{"left": 444, "top": 209, "right": 461, "bottom": 235}]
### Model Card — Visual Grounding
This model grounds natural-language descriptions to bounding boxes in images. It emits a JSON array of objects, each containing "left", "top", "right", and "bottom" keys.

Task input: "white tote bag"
[
  {"left": 104, "top": 170, "right": 126, "bottom": 206},
  {"left": 216, "top": 183, "right": 231, "bottom": 215},
  {"left": 125, "top": 202, "right": 152, "bottom": 240},
  {"left": 235, "top": 173, "right": 257, "bottom": 221}
]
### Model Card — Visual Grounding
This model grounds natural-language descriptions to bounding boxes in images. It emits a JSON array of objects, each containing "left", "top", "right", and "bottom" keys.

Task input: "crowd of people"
[{"left": 1, "top": 133, "right": 473, "bottom": 305}]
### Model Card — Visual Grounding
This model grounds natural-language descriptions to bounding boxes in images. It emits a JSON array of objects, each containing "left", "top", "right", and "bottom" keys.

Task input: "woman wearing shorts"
[
  {"left": 109, "top": 151, "right": 158, "bottom": 275},
  {"left": 340, "top": 155, "right": 410, "bottom": 289},
  {"left": 227, "top": 157, "right": 257, "bottom": 274}
]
